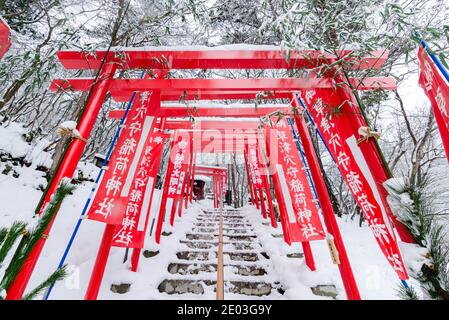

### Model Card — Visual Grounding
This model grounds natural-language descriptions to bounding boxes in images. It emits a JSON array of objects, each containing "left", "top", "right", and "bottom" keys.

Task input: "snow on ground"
[
  {"left": 0, "top": 122, "right": 428, "bottom": 300},
  {"left": 245, "top": 205, "right": 423, "bottom": 300},
  {"left": 0, "top": 166, "right": 414, "bottom": 300}
]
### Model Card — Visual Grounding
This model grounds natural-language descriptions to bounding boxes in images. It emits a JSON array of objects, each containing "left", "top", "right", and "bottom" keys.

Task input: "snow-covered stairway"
[{"left": 157, "top": 207, "right": 286, "bottom": 299}]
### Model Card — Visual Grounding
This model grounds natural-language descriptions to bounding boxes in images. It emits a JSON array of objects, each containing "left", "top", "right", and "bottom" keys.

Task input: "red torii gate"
[
  {"left": 155, "top": 119, "right": 343, "bottom": 277},
  {"left": 6, "top": 47, "right": 413, "bottom": 301},
  {"left": 193, "top": 166, "right": 227, "bottom": 209},
  {"left": 0, "top": 17, "right": 11, "bottom": 59}
]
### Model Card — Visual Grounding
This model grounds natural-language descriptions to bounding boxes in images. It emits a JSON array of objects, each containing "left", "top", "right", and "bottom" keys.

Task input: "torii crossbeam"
[{"left": 6, "top": 46, "right": 412, "bottom": 302}]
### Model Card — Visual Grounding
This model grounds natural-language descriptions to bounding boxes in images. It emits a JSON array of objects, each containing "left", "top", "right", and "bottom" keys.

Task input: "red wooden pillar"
[
  {"left": 85, "top": 224, "right": 115, "bottom": 300},
  {"left": 293, "top": 111, "right": 361, "bottom": 300},
  {"left": 189, "top": 156, "right": 196, "bottom": 203},
  {"left": 252, "top": 182, "right": 260, "bottom": 209},
  {"left": 155, "top": 137, "right": 176, "bottom": 244},
  {"left": 301, "top": 242, "right": 316, "bottom": 271},
  {"left": 130, "top": 117, "right": 165, "bottom": 272},
  {"left": 170, "top": 198, "right": 178, "bottom": 226},
  {"left": 244, "top": 159, "right": 256, "bottom": 205},
  {"left": 258, "top": 188, "right": 267, "bottom": 219},
  {"left": 6, "top": 61, "right": 118, "bottom": 300},
  {"left": 184, "top": 171, "right": 191, "bottom": 209},
  {"left": 269, "top": 169, "right": 292, "bottom": 245},
  {"left": 178, "top": 196, "right": 184, "bottom": 217},
  {"left": 258, "top": 136, "right": 277, "bottom": 228},
  {"left": 243, "top": 149, "right": 258, "bottom": 208},
  {"left": 264, "top": 129, "right": 291, "bottom": 245},
  {"left": 130, "top": 247, "right": 140, "bottom": 273},
  {"left": 185, "top": 140, "right": 194, "bottom": 209},
  {"left": 262, "top": 172, "right": 277, "bottom": 228}
]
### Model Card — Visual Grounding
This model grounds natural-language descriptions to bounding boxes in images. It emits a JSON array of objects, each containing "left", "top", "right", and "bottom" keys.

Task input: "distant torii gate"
[
  {"left": 6, "top": 47, "right": 413, "bottom": 301},
  {"left": 194, "top": 166, "right": 227, "bottom": 209}
]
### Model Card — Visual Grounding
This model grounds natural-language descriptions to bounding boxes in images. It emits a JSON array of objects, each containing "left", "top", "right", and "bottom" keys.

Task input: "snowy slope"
[{"left": 0, "top": 121, "right": 432, "bottom": 300}]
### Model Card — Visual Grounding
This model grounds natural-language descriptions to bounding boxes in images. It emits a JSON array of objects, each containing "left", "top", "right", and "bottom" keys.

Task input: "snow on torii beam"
[
  {"left": 56, "top": 48, "right": 389, "bottom": 70},
  {"left": 108, "top": 104, "right": 291, "bottom": 118},
  {"left": 170, "top": 121, "right": 261, "bottom": 154},
  {"left": 50, "top": 77, "right": 397, "bottom": 95},
  {"left": 165, "top": 120, "right": 261, "bottom": 130},
  {"left": 194, "top": 166, "right": 227, "bottom": 173},
  {"left": 111, "top": 90, "right": 294, "bottom": 102}
]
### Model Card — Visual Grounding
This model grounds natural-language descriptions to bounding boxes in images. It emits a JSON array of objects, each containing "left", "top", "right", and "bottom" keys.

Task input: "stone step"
[
  {"left": 204, "top": 216, "right": 245, "bottom": 219},
  {"left": 271, "top": 233, "right": 284, "bottom": 238},
  {"left": 196, "top": 217, "right": 245, "bottom": 223},
  {"left": 110, "top": 283, "right": 131, "bottom": 294},
  {"left": 229, "top": 281, "right": 273, "bottom": 296},
  {"left": 176, "top": 251, "right": 259, "bottom": 262},
  {"left": 192, "top": 228, "right": 254, "bottom": 236},
  {"left": 201, "top": 211, "right": 244, "bottom": 215},
  {"left": 311, "top": 285, "right": 338, "bottom": 299},
  {"left": 197, "top": 219, "right": 246, "bottom": 224},
  {"left": 202, "top": 212, "right": 244, "bottom": 216},
  {"left": 180, "top": 240, "right": 256, "bottom": 251},
  {"left": 194, "top": 222, "right": 252, "bottom": 228},
  {"left": 158, "top": 279, "right": 206, "bottom": 295},
  {"left": 196, "top": 215, "right": 247, "bottom": 222},
  {"left": 185, "top": 233, "right": 257, "bottom": 241},
  {"left": 198, "top": 214, "right": 244, "bottom": 219},
  {"left": 142, "top": 250, "right": 159, "bottom": 258},
  {"left": 191, "top": 227, "right": 253, "bottom": 234},
  {"left": 158, "top": 279, "right": 273, "bottom": 296},
  {"left": 168, "top": 262, "right": 267, "bottom": 276},
  {"left": 188, "top": 231, "right": 257, "bottom": 237},
  {"left": 202, "top": 209, "right": 241, "bottom": 212}
]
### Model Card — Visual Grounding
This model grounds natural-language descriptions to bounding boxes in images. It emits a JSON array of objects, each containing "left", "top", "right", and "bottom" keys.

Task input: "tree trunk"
[{"left": 48, "top": 92, "right": 87, "bottom": 180}]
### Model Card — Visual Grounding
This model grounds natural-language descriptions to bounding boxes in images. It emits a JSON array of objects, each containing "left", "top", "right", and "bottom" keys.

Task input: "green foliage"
[
  {"left": 386, "top": 178, "right": 449, "bottom": 300},
  {"left": 0, "top": 228, "right": 8, "bottom": 246},
  {"left": 396, "top": 283, "right": 420, "bottom": 300},
  {"left": 360, "top": 90, "right": 390, "bottom": 110},
  {"left": 385, "top": 179, "right": 433, "bottom": 246},
  {"left": 0, "top": 181, "right": 75, "bottom": 299},
  {"left": 419, "top": 224, "right": 449, "bottom": 299},
  {"left": 0, "top": 222, "right": 26, "bottom": 266},
  {"left": 22, "top": 265, "right": 67, "bottom": 301}
]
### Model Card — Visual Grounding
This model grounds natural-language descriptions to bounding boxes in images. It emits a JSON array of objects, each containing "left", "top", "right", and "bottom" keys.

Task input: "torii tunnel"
[{"left": 6, "top": 47, "right": 415, "bottom": 301}]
